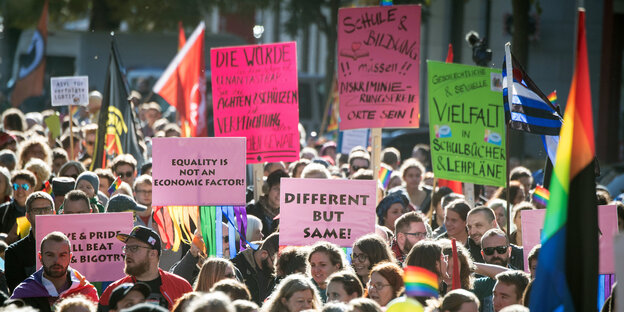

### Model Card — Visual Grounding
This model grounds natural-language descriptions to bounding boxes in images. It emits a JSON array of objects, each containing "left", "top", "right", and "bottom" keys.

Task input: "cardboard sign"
[
  {"left": 339, "top": 129, "right": 370, "bottom": 154},
  {"left": 36, "top": 213, "right": 134, "bottom": 282},
  {"left": 50, "top": 76, "right": 89, "bottom": 106},
  {"left": 427, "top": 61, "right": 506, "bottom": 186},
  {"left": 280, "top": 178, "right": 376, "bottom": 247},
  {"left": 337, "top": 5, "right": 421, "bottom": 130},
  {"left": 521, "top": 205, "right": 618, "bottom": 274},
  {"left": 152, "top": 137, "right": 246, "bottom": 206},
  {"left": 211, "top": 42, "right": 300, "bottom": 163}
]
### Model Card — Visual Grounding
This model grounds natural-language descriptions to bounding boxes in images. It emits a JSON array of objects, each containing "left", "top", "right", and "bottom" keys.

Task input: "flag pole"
[
  {"left": 69, "top": 104, "right": 75, "bottom": 161},
  {"left": 370, "top": 128, "right": 382, "bottom": 204},
  {"left": 504, "top": 43, "right": 514, "bottom": 240}
]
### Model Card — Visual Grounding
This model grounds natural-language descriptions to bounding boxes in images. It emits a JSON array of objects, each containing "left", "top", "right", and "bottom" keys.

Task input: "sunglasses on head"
[
  {"left": 13, "top": 183, "right": 30, "bottom": 191},
  {"left": 116, "top": 171, "right": 133, "bottom": 178},
  {"left": 482, "top": 245, "right": 508, "bottom": 256}
]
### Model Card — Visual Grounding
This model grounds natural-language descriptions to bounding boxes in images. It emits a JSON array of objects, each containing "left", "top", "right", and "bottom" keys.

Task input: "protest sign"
[
  {"left": 339, "top": 129, "right": 370, "bottom": 154},
  {"left": 521, "top": 205, "right": 618, "bottom": 274},
  {"left": 280, "top": 178, "right": 376, "bottom": 247},
  {"left": 615, "top": 235, "right": 624, "bottom": 312},
  {"left": 152, "top": 137, "right": 246, "bottom": 206},
  {"left": 211, "top": 42, "right": 300, "bottom": 163},
  {"left": 337, "top": 5, "right": 421, "bottom": 130},
  {"left": 427, "top": 61, "right": 506, "bottom": 186},
  {"left": 50, "top": 76, "right": 89, "bottom": 106},
  {"left": 36, "top": 213, "right": 134, "bottom": 282}
]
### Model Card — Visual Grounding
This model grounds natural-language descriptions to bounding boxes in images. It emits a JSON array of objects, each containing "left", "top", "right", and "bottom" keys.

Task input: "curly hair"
[{"left": 17, "top": 136, "right": 51, "bottom": 169}]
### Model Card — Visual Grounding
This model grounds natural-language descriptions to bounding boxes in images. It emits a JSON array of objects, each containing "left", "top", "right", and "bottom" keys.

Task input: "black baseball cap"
[
  {"left": 107, "top": 194, "right": 147, "bottom": 213},
  {"left": 108, "top": 282, "right": 151, "bottom": 310},
  {"left": 117, "top": 226, "right": 161, "bottom": 255}
]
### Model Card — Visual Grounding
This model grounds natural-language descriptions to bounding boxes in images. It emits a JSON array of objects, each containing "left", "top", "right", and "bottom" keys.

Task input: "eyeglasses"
[
  {"left": 85, "top": 141, "right": 96, "bottom": 146},
  {"left": 116, "top": 171, "right": 134, "bottom": 178},
  {"left": 122, "top": 245, "right": 153, "bottom": 254},
  {"left": 29, "top": 206, "right": 54, "bottom": 214},
  {"left": 368, "top": 283, "right": 391, "bottom": 290},
  {"left": 351, "top": 252, "right": 368, "bottom": 262},
  {"left": 403, "top": 232, "right": 427, "bottom": 239},
  {"left": 136, "top": 190, "right": 152, "bottom": 195},
  {"left": 351, "top": 165, "right": 368, "bottom": 172},
  {"left": 13, "top": 183, "right": 30, "bottom": 191},
  {"left": 482, "top": 245, "right": 508, "bottom": 256}
]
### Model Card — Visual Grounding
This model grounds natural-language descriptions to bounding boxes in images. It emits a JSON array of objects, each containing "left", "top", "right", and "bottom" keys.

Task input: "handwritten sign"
[
  {"left": 521, "top": 205, "right": 618, "bottom": 274},
  {"left": 280, "top": 178, "right": 376, "bottom": 247},
  {"left": 337, "top": 5, "right": 421, "bottom": 130},
  {"left": 152, "top": 137, "right": 246, "bottom": 206},
  {"left": 427, "top": 61, "right": 506, "bottom": 186},
  {"left": 36, "top": 213, "right": 134, "bottom": 282},
  {"left": 211, "top": 42, "right": 300, "bottom": 163},
  {"left": 50, "top": 76, "right": 89, "bottom": 106}
]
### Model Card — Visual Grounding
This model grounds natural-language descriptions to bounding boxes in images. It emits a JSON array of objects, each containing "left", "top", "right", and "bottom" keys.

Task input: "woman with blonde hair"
[
  {"left": 262, "top": 274, "right": 321, "bottom": 312},
  {"left": 193, "top": 257, "right": 237, "bottom": 292},
  {"left": 17, "top": 136, "right": 51, "bottom": 169},
  {"left": 308, "top": 241, "right": 349, "bottom": 302},
  {"left": 24, "top": 158, "right": 51, "bottom": 191}
]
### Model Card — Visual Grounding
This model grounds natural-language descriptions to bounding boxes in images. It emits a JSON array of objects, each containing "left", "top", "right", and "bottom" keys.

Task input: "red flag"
[
  {"left": 451, "top": 238, "right": 461, "bottom": 290},
  {"left": 445, "top": 43, "right": 454, "bottom": 63},
  {"left": 153, "top": 22, "right": 207, "bottom": 137},
  {"left": 10, "top": 0, "right": 47, "bottom": 107},
  {"left": 178, "top": 21, "right": 186, "bottom": 51}
]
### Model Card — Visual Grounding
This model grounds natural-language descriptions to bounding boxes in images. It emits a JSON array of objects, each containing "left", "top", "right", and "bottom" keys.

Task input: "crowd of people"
[{"left": 0, "top": 93, "right": 622, "bottom": 312}]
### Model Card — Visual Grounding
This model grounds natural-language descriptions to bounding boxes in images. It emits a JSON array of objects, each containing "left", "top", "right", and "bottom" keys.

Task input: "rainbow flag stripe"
[
  {"left": 530, "top": 9, "right": 598, "bottom": 312},
  {"left": 532, "top": 185, "right": 550, "bottom": 206},
  {"left": 108, "top": 176, "right": 122, "bottom": 195},
  {"left": 378, "top": 167, "right": 392, "bottom": 189},
  {"left": 547, "top": 90, "right": 558, "bottom": 107},
  {"left": 404, "top": 266, "right": 438, "bottom": 298},
  {"left": 43, "top": 180, "right": 53, "bottom": 198}
]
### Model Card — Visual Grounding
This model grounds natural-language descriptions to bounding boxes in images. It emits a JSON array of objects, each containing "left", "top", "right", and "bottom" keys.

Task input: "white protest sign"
[{"left": 51, "top": 76, "right": 89, "bottom": 106}]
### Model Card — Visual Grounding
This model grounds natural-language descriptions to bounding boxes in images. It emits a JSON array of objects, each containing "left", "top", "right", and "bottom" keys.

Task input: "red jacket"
[{"left": 99, "top": 268, "right": 192, "bottom": 310}]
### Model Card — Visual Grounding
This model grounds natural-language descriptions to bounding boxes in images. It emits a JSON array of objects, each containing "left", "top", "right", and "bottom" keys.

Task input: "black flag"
[{"left": 91, "top": 40, "right": 145, "bottom": 171}]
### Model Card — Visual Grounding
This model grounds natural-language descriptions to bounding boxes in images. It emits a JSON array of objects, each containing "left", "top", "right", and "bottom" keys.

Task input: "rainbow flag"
[
  {"left": 43, "top": 180, "right": 53, "bottom": 198},
  {"left": 530, "top": 9, "right": 598, "bottom": 312},
  {"left": 403, "top": 266, "right": 438, "bottom": 298},
  {"left": 548, "top": 90, "right": 558, "bottom": 107},
  {"left": 108, "top": 176, "right": 122, "bottom": 195},
  {"left": 378, "top": 166, "right": 392, "bottom": 189},
  {"left": 532, "top": 185, "right": 550, "bottom": 206}
]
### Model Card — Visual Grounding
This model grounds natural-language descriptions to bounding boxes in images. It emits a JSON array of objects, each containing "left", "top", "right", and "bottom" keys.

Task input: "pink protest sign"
[
  {"left": 152, "top": 137, "right": 246, "bottom": 206},
  {"left": 279, "top": 178, "right": 376, "bottom": 247},
  {"left": 36, "top": 213, "right": 134, "bottom": 282},
  {"left": 521, "top": 205, "right": 618, "bottom": 274},
  {"left": 211, "top": 42, "right": 300, "bottom": 164},
  {"left": 337, "top": 5, "right": 421, "bottom": 130}
]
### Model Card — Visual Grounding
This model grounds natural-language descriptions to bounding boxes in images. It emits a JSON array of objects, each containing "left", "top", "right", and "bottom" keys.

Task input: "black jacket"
[
  {"left": 246, "top": 197, "right": 279, "bottom": 238},
  {"left": 6, "top": 230, "right": 36, "bottom": 293},
  {"left": 0, "top": 200, "right": 25, "bottom": 235},
  {"left": 231, "top": 249, "right": 274, "bottom": 305}
]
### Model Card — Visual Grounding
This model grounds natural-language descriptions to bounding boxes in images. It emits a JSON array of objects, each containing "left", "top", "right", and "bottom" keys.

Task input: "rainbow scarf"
[
  {"left": 108, "top": 176, "right": 122, "bottom": 195},
  {"left": 378, "top": 167, "right": 392, "bottom": 189},
  {"left": 404, "top": 266, "right": 439, "bottom": 298},
  {"left": 529, "top": 9, "right": 598, "bottom": 312},
  {"left": 532, "top": 185, "right": 550, "bottom": 206}
]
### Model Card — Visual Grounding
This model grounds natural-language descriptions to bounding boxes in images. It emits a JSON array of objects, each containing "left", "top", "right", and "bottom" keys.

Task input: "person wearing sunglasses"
[
  {"left": 5, "top": 191, "right": 55, "bottom": 293},
  {"left": 347, "top": 149, "right": 370, "bottom": 178},
  {"left": 111, "top": 154, "right": 138, "bottom": 186},
  {"left": 0, "top": 170, "right": 36, "bottom": 245}
]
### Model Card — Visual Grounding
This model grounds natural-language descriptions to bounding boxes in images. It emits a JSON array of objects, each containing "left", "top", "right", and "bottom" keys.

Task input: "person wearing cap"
[
  {"left": 98, "top": 226, "right": 192, "bottom": 311},
  {"left": 246, "top": 170, "right": 289, "bottom": 238},
  {"left": 106, "top": 282, "right": 150, "bottom": 312},
  {"left": 231, "top": 232, "right": 279, "bottom": 305},
  {"left": 11, "top": 231, "right": 98, "bottom": 311},
  {"left": 5, "top": 192, "right": 56, "bottom": 293},
  {"left": 75, "top": 171, "right": 104, "bottom": 213}
]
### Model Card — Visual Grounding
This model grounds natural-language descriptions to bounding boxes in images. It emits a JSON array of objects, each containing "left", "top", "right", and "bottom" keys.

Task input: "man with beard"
[
  {"left": 391, "top": 211, "right": 430, "bottom": 265},
  {"left": 466, "top": 207, "right": 523, "bottom": 269},
  {"left": 472, "top": 229, "right": 518, "bottom": 312},
  {"left": 231, "top": 232, "right": 279, "bottom": 305},
  {"left": 11, "top": 231, "right": 98, "bottom": 312},
  {"left": 98, "top": 226, "right": 192, "bottom": 311}
]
